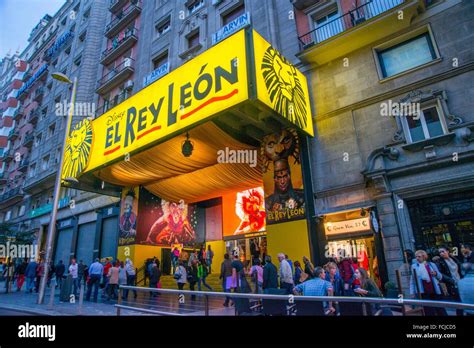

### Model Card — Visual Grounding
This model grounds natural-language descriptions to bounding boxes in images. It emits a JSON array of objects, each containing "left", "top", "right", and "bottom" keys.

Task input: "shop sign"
[
  {"left": 16, "top": 64, "right": 48, "bottom": 98},
  {"left": 212, "top": 12, "right": 251, "bottom": 45},
  {"left": 143, "top": 62, "right": 170, "bottom": 88},
  {"left": 61, "top": 29, "right": 313, "bottom": 180},
  {"left": 46, "top": 30, "right": 74, "bottom": 59},
  {"left": 324, "top": 217, "right": 371, "bottom": 236},
  {"left": 29, "top": 196, "right": 70, "bottom": 218}
]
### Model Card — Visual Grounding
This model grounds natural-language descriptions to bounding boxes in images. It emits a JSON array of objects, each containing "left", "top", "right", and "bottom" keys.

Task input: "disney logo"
[{"left": 106, "top": 111, "right": 124, "bottom": 126}]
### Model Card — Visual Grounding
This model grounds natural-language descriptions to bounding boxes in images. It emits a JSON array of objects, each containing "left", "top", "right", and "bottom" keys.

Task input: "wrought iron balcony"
[
  {"left": 101, "top": 28, "right": 139, "bottom": 65},
  {"left": 96, "top": 58, "right": 135, "bottom": 94},
  {"left": 28, "top": 110, "right": 39, "bottom": 124},
  {"left": 1, "top": 149, "right": 13, "bottom": 162},
  {"left": 298, "top": 0, "right": 404, "bottom": 49},
  {"left": 22, "top": 133, "right": 34, "bottom": 147},
  {"left": 18, "top": 159, "right": 29, "bottom": 172},
  {"left": 105, "top": 1, "right": 141, "bottom": 38},
  {"left": 13, "top": 106, "right": 25, "bottom": 122},
  {"left": 8, "top": 129, "right": 19, "bottom": 141},
  {"left": 0, "top": 172, "right": 7, "bottom": 185},
  {"left": 96, "top": 89, "right": 131, "bottom": 116},
  {"left": 0, "top": 186, "right": 24, "bottom": 206},
  {"left": 33, "top": 87, "right": 45, "bottom": 102}
]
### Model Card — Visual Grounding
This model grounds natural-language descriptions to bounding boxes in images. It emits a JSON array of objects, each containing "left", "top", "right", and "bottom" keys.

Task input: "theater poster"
[
  {"left": 118, "top": 186, "right": 139, "bottom": 246},
  {"left": 136, "top": 188, "right": 204, "bottom": 246},
  {"left": 222, "top": 187, "right": 266, "bottom": 237},
  {"left": 261, "top": 128, "right": 305, "bottom": 224}
]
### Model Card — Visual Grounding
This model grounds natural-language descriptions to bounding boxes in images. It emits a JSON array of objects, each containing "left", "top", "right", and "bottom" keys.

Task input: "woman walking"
[{"left": 197, "top": 260, "right": 213, "bottom": 291}]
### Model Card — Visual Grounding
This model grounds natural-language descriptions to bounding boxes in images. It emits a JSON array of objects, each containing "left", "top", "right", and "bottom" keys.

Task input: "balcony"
[
  {"left": 13, "top": 106, "right": 25, "bottom": 122},
  {"left": 22, "top": 133, "right": 34, "bottom": 148},
  {"left": 105, "top": 1, "right": 141, "bottom": 38},
  {"left": 101, "top": 28, "right": 138, "bottom": 65},
  {"left": 28, "top": 110, "right": 39, "bottom": 124},
  {"left": 96, "top": 58, "right": 135, "bottom": 94},
  {"left": 8, "top": 129, "right": 19, "bottom": 141},
  {"left": 96, "top": 90, "right": 131, "bottom": 116},
  {"left": 109, "top": 0, "right": 128, "bottom": 13},
  {"left": 23, "top": 166, "right": 57, "bottom": 194},
  {"left": 0, "top": 172, "right": 7, "bottom": 185},
  {"left": 297, "top": 0, "right": 426, "bottom": 65},
  {"left": 1, "top": 149, "right": 13, "bottom": 163},
  {"left": 18, "top": 159, "right": 29, "bottom": 172},
  {"left": 0, "top": 187, "right": 24, "bottom": 208},
  {"left": 33, "top": 87, "right": 45, "bottom": 102}
]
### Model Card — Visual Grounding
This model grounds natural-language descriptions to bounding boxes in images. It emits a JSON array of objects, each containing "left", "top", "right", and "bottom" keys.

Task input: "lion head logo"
[
  {"left": 62, "top": 118, "right": 92, "bottom": 179},
  {"left": 261, "top": 46, "right": 307, "bottom": 130}
]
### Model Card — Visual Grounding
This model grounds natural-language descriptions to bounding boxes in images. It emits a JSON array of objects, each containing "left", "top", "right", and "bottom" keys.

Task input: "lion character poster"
[{"left": 261, "top": 128, "right": 306, "bottom": 225}]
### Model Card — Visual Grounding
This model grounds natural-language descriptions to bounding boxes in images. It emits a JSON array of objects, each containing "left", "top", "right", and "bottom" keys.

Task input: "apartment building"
[{"left": 293, "top": 0, "right": 474, "bottom": 289}]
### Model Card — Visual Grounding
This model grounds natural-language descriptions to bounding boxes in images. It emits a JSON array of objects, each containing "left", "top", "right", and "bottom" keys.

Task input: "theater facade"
[{"left": 59, "top": 28, "right": 319, "bottom": 272}]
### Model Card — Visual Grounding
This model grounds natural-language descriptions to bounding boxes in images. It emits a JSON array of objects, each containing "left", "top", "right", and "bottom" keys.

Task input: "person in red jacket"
[
  {"left": 102, "top": 259, "right": 112, "bottom": 298},
  {"left": 338, "top": 257, "right": 354, "bottom": 290}
]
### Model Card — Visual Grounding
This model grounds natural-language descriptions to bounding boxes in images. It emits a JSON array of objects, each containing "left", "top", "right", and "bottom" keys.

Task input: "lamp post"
[{"left": 37, "top": 73, "right": 77, "bottom": 305}]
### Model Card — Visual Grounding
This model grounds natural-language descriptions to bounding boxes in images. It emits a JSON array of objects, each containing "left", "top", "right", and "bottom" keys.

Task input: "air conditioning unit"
[{"left": 125, "top": 80, "right": 134, "bottom": 90}]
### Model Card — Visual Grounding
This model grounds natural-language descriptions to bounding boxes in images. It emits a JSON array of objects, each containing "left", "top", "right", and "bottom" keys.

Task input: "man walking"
[
  {"left": 55, "top": 260, "right": 65, "bottom": 289},
  {"left": 124, "top": 258, "right": 137, "bottom": 299},
  {"left": 86, "top": 258, "right": 104, "bottom": 302},
  {"left": 293, "top": 267, "right": 335, "bottom": 314},
  {"left": 69, "top": 259, "right": 79, "bottom": 297},
  {"left": 278, "top": 253, "right": 294, "bottom": 294},
  {"left": 263, "top": 255, "right": 278, "bottom": 292},
  {"left": 219, "top": 253, "right": 233, "bottom": 306},
  {"left": 25, "top": 259, "right": 37, "bottom": 293}
]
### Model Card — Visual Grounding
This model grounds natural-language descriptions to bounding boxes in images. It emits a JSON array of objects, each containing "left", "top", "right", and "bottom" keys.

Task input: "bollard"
[
  {"left": 204, "top": 294, "right": 209, "bottom": 316},
  {"left": 48, "top": 278, "right": 56, "bottom": 309},
  {"left": 78, "top": 283, "right": 84, "bottom": 315},
  {"left": 117, "top": 287, "right": 122, "bottom": 316}
]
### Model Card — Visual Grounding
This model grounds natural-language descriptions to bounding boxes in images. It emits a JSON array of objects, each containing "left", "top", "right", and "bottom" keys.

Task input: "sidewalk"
[{"left": 0, "top": 280, "right": 235, "bottom": 316}]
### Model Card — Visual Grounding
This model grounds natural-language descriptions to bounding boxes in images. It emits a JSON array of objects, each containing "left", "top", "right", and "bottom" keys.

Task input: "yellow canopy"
[{"left": 94, "top": 122, "right": 262, "bottom": 203}]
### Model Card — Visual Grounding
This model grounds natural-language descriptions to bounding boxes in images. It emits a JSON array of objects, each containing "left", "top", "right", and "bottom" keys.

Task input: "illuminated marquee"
[{"left": 62, "top": 29, "right": 313, "bottom": 180}]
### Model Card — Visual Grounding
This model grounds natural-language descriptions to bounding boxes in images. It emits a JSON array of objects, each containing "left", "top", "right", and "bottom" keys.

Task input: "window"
[
  {"left": 377, "top": 33, "right": 437, "bottom": 78},
  {"left": 41, "top": 155, "right": 50, "bottom": 170},
  {"left": 61, "top": 17, "right": 67, "bottom": 26},
  {"left": 153, "top": 52, "right": 168, "bottom": 69},
  {"left": 313, "top": 8, "right": 343, "bottom": 43},
  {"left": 18, "top": 205, "right": 26, "bottom": 217},
  {"left": 187, "top": 30, "right": 200, "bottom": 49},
  {"left": 29, "top": 163, "right": 36, "bottom": 178},
  {"left": 403, "top": 104, "right": 446, "bottom": 143},
  {"left": 74, "top": 55, "right": 82, "bottom": 67},
  {"left": 65, "top": 46, "right": 71, "bottom": 55},
  {"left": 35, "top": 133, "right": 42, "bottom": 147},
  {"left": 48, "top": 123, "right": 56, "bottom": 138},
  {"left": 222, "top": 4, "right": 245, "bottom": 25},
  {"left": 5, "top": 210, "right": 11, "bottom": 222},
  {"left": 187, "top": 0, "right": 204, "bottom": 15},
  {"left": 155, "top": 18, "right": 171, "bottom": 38},
  {"left": 82, "top": 8, "right": 91, "bottom": 22},
  {"left": 79, "top": 30, "right": 87, "bottom": 42}
]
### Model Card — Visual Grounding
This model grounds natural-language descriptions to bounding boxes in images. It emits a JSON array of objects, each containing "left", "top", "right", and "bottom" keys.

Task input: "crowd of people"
[{"left": 0, "top": 256, "right": 138, "bottom": 303}]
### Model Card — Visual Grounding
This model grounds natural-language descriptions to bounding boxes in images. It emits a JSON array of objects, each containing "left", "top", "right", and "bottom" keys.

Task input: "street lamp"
[{"left": 37, "top": 72, "right": 77, "bottom": 304}]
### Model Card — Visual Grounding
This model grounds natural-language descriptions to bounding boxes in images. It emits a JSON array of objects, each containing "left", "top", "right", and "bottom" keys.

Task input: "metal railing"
[
  {"left": 101, "top": 28, "right": 138, "bottom": 60},
  {"left": 298, "top": 0, "right": 404, "bottom": 48},
  {"left": 115, "top": 285, "right": 474, "bottom": 317},
  {"left": 97, "top": 58, "right": 135, "bottom": 87},
  {"left": 105, "top": 1, "right": 141, "bottom": 35}
]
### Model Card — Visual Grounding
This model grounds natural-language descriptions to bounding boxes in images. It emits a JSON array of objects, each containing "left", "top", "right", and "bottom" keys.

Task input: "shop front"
[
  {"left": 59, "top": 28, "right": 315, "bottom": 274},
  {"left": 321, "top": 208, "right": 388, "bottom": 288},
  {"left": 407, "top": 190, "right": 474, "bottom": 253}
]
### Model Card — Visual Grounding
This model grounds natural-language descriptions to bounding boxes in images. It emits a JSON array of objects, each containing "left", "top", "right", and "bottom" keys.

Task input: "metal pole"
[
  {"left": 117, "top": 287, "right": 122, "bottom": 316},
  {"left": 204, "top": 294, "right": 209, "bottom": 316},
  {"left": 48, "top": 278, "right": 56, "bottom": 309},
  {"left": 78, "top": 282, "right": 84, "bottom": 315},
  {"left": 395, "top": 269, "right": 406, "bottom": 316},
  {"left": 38, "top": 77, "right": 77, "bottom": 304}
]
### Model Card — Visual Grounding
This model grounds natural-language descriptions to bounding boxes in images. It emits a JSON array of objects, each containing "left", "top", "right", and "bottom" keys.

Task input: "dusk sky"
[{"left": 0, "top": 0, "right": 66, "bottom": 58}]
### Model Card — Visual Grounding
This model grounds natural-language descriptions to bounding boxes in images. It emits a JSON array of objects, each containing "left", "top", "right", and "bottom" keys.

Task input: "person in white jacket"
[{"left": 409, "top": 250, "right": 447, "bottom": 316}]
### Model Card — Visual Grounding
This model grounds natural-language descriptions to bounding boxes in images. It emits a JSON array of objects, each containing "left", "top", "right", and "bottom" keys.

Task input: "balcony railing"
[
  {"left": 96, "top": 58, "right": 135, "bottom": 94},
  {"left": 18, "top": 159, "right": 29, "bottom": 172},
  {"left": 1, "top": 149, "right": 13, "bottom": 162},
  {"left": 22, "top": 133, "right": 34, "bottom": 147},
  {"left": 101, "top": 28, "right": 139, "bottom": 65},
  {"left": 0, "top": 172, "right": 7, "bottom": 184},
  {"left": 96, "top": 89, "right": 131, "bottom": 116},
  {"left": 0, "top": 187, "right": 24, "bottom": 204},
  {"left": 298, "top": 0, "right": 403, "bottom": 49},
  {"left": 33, "top": 87, "right": 45, "bottom": 101},
  {"left": 8, "top": 129, "right": 19, "bottom": 141},
  {"left": 28, "top": 109, "right": 39, "bottom": 124},
  {"left": 13, "top": 106, "right": 25, "bottom": 121},
  {"left": 105, "top": 1, "right": 141, "bottom": 38},
  {"left": 109, "top": 0, "right": 128, "bottom": 13}
]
